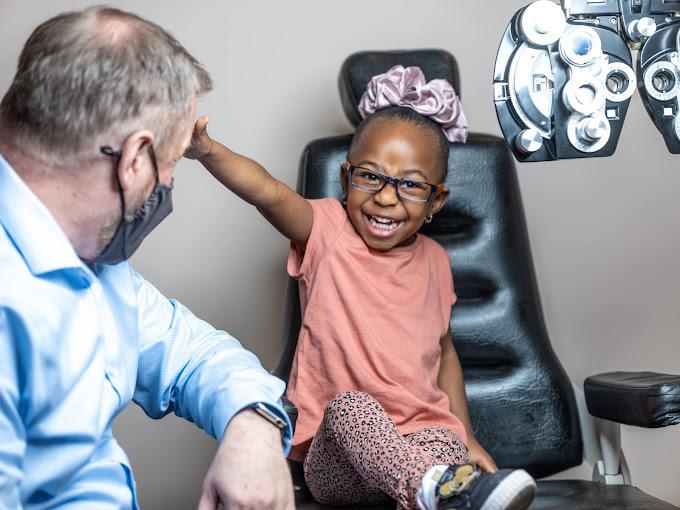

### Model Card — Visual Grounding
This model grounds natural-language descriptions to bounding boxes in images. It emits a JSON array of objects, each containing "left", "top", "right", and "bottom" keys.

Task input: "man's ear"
[{"left": 116, "top": 130, "right": 155, "bottom": 191}]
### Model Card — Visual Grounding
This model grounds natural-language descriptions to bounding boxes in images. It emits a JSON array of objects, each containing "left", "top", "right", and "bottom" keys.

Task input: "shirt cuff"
[
  {"left": 211, "top": 387, "right": 293, "bottom": 456},
  {"left": 251, "top": 401, "right": 293, "bottom": 455}
]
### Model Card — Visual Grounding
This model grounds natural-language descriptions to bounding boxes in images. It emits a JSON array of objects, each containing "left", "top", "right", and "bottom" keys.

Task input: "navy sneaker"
[{"left": 436, "top": 464, "right": 536, "bottom": 510}]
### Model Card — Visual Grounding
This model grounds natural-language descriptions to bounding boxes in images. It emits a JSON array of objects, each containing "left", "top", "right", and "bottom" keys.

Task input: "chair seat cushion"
[
  {"left": 532, "top": 480, "right": 677, "bottom": 509},
  {"left": 294, "top": 480, "right": 678, "bottom": 509}
]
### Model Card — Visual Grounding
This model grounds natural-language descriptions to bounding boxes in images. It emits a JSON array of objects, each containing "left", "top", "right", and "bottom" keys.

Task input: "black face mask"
[{"left": 91, "top": 145, "right": 173, "bottom": 265}]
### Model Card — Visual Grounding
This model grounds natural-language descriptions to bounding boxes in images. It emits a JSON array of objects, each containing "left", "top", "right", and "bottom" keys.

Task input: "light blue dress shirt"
[{"left": 0, "top": 155, "right": 292, "bottom": 509}]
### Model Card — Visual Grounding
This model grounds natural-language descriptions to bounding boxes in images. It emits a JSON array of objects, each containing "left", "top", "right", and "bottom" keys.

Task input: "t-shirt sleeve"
[{"left": 287, "top": 198, "right": 346, "bottom": 280}]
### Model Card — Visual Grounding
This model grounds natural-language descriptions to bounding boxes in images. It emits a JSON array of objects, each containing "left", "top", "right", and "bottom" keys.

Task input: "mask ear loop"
[
  {"left": 147, "top": 144, "right": 161, "bottom": 182},
  {"left": 100, "top": 145, "right": 126, "bottom": 219},
  {"left": 100, "top": 145, "right": 128, "bottom": 260}
]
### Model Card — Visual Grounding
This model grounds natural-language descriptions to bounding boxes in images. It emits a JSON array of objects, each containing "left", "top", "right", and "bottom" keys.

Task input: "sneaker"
[{"left": 436, "top": 464, "right": 536, "bottom": 510}]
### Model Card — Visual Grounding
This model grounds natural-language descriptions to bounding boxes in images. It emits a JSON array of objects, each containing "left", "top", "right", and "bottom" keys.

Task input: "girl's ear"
[
  {"left": 428, "top": 186, "right": 450, "bottom": 218},
  {"left": 340, "top": 161, "right": 349, "bottom": 198}
]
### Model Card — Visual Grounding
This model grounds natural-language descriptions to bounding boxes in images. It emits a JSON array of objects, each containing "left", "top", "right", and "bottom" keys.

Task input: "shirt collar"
[{"left": 0, "top": 154, "right": 92, "bottom": 281}]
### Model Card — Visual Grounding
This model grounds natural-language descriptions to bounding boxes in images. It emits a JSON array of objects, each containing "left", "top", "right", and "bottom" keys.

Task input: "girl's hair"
[{"left": 348, "top": 106, "right": 450, "bottom": 182}]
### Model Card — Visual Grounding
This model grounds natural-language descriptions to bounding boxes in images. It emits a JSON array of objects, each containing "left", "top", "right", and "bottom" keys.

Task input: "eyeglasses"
[{"left": 343, "top": 162, "right": 446, "bottom": 203}]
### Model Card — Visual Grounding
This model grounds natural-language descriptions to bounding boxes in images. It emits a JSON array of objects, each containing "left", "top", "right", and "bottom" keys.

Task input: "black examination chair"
[{"left": 274, "top": 49, "right": 680, "bottom": 510}]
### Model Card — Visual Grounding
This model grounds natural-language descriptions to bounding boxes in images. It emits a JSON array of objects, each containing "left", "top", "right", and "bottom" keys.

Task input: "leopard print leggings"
[{"left": 303, "top": 391, "right": 468, "bottom": 510}]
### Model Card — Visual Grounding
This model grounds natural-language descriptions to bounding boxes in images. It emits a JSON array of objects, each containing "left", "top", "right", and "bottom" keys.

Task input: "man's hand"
[
  {"left": 467, "top": 436, "right": 498, "bottom": 473},
  {"left": 184, "top": 115, "right": 214, "bottom": 160},
  {"left": 197, "top": 409, "right": 295, "bottom": 510}
]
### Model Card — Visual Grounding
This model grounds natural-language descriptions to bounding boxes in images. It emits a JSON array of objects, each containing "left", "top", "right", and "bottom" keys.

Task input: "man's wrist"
[
  {"left": 220, "top": 402, "right": 293, "bottom": 456},
  {"left": 250, "top": 402, "right": 287, "bottom": 433},
  {"left": 225, "top": 409, "right": 281, "bottom": 443}
]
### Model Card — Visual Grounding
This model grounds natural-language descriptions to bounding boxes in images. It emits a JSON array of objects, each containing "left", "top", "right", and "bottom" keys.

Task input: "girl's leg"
[
  {"left": 303, "top": 410, "right": 392, "bottom": 506},
  {"left": 304, "top": 391, "right": 461, "bottom": 510},
  {"left": 404, "top": 427, "right": 468, "bottom": 465}
]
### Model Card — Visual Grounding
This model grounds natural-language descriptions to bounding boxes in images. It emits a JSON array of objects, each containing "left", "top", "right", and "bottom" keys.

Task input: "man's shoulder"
[
  {"left": 0, "top": 226, "right": 81, "bottom": 338},
  {"left": 0, "top": 226, "right": 45, "bottom": 349}
]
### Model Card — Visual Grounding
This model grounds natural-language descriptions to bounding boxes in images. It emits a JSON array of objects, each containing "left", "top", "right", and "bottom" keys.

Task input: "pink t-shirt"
[{"left": 286, "top": 198, "right": 467, "bottom": 461}]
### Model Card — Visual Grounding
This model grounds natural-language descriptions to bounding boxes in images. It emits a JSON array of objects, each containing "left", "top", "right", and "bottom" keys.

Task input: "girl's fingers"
[{"left": 195, "top": 115, "right": 210, "bottom": 134}]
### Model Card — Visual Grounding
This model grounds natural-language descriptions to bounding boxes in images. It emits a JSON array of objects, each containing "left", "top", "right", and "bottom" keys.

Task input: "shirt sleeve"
[
  {"left": 130, "top": 272, "right": 292, "bottom": 452},
  {"left": 0, "top": 307, "right": 27, "bottom": 508},
  {"left": 287, "top": 198, "right": 346, "bottom": 280}
]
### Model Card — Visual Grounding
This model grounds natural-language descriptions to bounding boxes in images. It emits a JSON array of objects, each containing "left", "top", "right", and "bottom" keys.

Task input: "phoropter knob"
[
  {"left": 580, "top": 117, "right": 609, "bottom": 142},
  {"left": 515, "top": 129, "right": 544, "bottom": 154},
  {"left": 628, "top": 17, "right": 657, "bottom": 41}
]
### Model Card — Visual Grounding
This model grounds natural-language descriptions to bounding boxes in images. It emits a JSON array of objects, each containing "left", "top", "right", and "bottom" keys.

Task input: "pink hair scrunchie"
[{"left": 358, "top": 65, "right": 468, "bottom": 143}]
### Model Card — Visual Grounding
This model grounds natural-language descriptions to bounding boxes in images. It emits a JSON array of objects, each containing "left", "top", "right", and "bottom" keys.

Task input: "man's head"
[
  {"left": 0, "top": 6, "right": 212, "bottom": 166},
  {"left": 0, "top": 7, "right": 212, "bottom": 261}
]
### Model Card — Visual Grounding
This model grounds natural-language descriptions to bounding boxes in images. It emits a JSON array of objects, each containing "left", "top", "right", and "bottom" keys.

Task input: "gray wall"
[{"left": 2, "top": 0, "right": 679, "bottom": 507}]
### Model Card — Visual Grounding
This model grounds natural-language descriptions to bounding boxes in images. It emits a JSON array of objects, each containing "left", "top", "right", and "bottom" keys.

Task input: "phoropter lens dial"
[
  {"left": 519, "top": 0, "right": 566, "bottom": 46},
  {"left": 560, "top": 27, "right": 603, "bottom": 67}
]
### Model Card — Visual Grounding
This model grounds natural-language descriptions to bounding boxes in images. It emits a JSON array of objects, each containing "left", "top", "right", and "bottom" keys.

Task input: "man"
[{"left": 0, "top": 7, "right": 294, "bottom": 509}]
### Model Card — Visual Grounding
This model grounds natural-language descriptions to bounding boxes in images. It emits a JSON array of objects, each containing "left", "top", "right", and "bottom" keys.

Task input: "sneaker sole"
[{"left": 479, "top": 469, "right": 537, "bottom": 510}]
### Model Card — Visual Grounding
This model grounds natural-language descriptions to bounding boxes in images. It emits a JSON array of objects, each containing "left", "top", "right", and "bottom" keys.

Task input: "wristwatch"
[{"left": 251, "top": 402, "right": 287, "bottom": 432}]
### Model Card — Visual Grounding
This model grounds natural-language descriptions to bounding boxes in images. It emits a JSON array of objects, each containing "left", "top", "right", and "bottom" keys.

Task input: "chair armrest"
[
  {"left": 281, "top": 395, "right": 297, "bottom": 432},
  {"left": 584, "top": 371, "right": 680, "bottom": 428}
]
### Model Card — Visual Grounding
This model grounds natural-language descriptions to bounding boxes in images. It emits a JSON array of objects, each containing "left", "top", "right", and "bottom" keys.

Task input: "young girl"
[{"left": 186, "top": 65, "right": 536, "bottom": 510}]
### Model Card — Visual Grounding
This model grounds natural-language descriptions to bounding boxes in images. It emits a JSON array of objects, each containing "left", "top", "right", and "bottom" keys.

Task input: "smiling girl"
[{"left": 186, "top": 65, "right": 536, "bottom": 510}]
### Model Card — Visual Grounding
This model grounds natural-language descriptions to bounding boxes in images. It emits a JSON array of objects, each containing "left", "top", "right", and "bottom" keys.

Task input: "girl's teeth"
[{"left": 369, "top": 216, "right": 400, "bottom": 230}]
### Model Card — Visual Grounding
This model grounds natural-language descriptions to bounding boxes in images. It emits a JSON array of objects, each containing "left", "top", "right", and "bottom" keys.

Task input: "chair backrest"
[{"left": 275, "top": 50, "right": 582, "bottom": 478}]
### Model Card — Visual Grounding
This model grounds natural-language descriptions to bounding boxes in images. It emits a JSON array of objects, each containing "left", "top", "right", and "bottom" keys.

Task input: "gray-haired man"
[{"left": 0, "top": 7, "right": 294, "bottom": 509}]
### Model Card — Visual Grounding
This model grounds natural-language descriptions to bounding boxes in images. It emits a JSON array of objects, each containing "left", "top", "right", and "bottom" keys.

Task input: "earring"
[
  {"left": 425, "top": 214, "right": 433, "bottom": 224},
  {"left": 341, "top": 196, "right": 347, "bottom": 206}
]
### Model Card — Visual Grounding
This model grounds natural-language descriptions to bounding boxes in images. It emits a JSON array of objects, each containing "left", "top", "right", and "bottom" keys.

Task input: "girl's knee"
[{"left": 325, "top": 390, "right": 377, "bottom": 416}]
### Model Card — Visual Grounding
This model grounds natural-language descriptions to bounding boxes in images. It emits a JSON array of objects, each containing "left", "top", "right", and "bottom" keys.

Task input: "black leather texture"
[
  {"left": 291, "top": 478, "right": 678, "bottom": 509},
  {"left": 274, "top": 131, "right": 582, "bottom": 477},
  {"left": 276, "top": 49, "right": 582, "bottom": 479},
  {"left": 292, "top": 457, "right": 678, "bottom": 509},
  {"left": 338, "top": 49, "right": 461, "bottom": 128},
  {"left": 584, "top": 371, "right": 680, "bottom": 428}
]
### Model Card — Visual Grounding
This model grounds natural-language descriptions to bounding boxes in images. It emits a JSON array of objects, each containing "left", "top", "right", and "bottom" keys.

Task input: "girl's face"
[{"left": 342, "top": 119, "right": 449, "bottom": 251}]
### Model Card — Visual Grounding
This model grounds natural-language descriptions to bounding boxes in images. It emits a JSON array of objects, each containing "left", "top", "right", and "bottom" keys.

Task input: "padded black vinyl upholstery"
[
  {"left": 274, "top": 50, "right": 677, "bottom": 509},
  {"left": 585, "top": 371, "right": 680, "bottom": 428},
  {"left": 276, "top": 135, "right": 582, "bottom": 479},
  {"left": 292, "top": 480, "right": 678, "bottom": 510}
]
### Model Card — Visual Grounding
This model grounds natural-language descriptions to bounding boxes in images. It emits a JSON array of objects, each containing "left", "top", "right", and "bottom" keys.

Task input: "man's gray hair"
[{"left": 0, "top": 6, "right": 212, "bottom": 165}]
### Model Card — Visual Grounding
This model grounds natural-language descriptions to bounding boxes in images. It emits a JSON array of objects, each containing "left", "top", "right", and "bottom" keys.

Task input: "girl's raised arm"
[{"left": 186, "top": 116, "right": 313, "bottom": 244}]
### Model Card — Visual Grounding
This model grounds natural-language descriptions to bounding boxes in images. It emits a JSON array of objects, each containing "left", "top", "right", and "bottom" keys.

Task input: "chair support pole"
[{"left": 573, "top": 385, "right": 630, "bottom": 485}]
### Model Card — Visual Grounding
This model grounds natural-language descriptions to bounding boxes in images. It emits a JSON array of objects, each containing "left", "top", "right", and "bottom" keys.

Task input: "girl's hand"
[
  {"left": 184, "top": 115, "right": 214, "bottom": 160},
  {"left": 467, "top": 436, "right": 498, "bottom": 473}
]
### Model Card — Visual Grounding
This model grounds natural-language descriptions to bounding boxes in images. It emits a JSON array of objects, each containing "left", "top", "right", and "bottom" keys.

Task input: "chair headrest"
[{"left": 338, "top": 49, "right": 461, "bottom": 127}]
